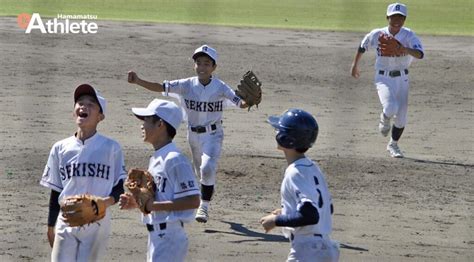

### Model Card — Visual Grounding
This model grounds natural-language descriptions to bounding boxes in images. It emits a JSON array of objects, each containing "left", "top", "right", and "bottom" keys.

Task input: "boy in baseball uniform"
[
  {"left": 40, "top": 84, "right": 127, "bottom": 261},
  {"left": 350, "top": 3, "right": 424, "bottom": 158},
  {"left": 119, "top": 99, "right": 200, "bottom": 261},
  {"left": 260, "top": 109, "right": 339, "bottom": 262},
  {"left": 127, "top": 44, "right": 249, "bottom": 223}
]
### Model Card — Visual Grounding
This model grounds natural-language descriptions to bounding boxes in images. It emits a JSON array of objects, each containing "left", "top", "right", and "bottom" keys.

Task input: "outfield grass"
[{"left": 1, "top": 0, "right": 472, "bottom": 36}]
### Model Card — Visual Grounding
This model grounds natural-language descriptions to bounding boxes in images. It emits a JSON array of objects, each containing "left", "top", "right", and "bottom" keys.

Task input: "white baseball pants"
[
  {"left": 287, "top": 234, "right": 339, "bottom": 262},
  {"left": 51, "top": 212, "right": 111, "bottom": 262},
  {"left": 375, "top": 72, "right": 410, "bottom": 128},
  {"left": 147, "top": 222, "right": 188, "bottom": 262},
  {"left": 187, "top": 128, "right": 223, "bottom": 186}
]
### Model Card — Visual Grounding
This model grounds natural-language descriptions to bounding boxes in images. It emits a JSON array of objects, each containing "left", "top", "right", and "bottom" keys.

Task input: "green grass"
[{"left": 1, "top": 0, "right": 472, "bottom": 36}]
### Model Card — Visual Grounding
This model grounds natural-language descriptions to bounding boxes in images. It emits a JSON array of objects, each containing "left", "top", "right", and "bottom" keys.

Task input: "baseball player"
[
  {"left": 119, "top": 99, "right": 200, "bottom": 261},
  {"left": 260, "top": 109, "right": 339, "bottom": 262},
  {"left": 127, "top": 44, "right": 250, "bottom": 223},
  {"left": 350, "top": 2, "right": 424, "bottom": 158},
  {"left": 40, "top": 84, "right": 127, "bottom": 261}
]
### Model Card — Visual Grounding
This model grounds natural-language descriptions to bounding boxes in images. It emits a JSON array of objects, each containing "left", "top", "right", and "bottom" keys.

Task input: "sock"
[
  {"left": 391, "top": 125, "right": 405, "bottom": 141},
  {"left": 201, "top": 184, "right": 214, "bottom": 201}
]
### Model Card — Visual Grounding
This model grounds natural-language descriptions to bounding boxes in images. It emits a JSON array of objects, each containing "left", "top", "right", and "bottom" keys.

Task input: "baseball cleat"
[
  {"left": 195, "top": 205, "right": 209, "bottom": 223},
  {"left": 387, "top": 143, "right": 403, "bottom": 158},
  {"left": 378, "top": 113, "right": 391, "bottom": 137}
]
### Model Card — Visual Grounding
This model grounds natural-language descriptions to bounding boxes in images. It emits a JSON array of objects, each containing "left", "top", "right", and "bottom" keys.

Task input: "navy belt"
[
  {"left": 146, "top": 222, "right": 183, "bottom": 232},
  {"left": 379, "top": 69, "right": 408, "bottom": 77},
  {"left": 191, "top": 124, "right": 217, "bottom": 133},
  {"left": 290, "top": 233, "right": 322, "bottom": 241}
]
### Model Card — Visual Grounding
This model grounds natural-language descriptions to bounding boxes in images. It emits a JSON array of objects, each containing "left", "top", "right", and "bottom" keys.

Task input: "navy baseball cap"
[{"left": 74, "top": 84, "right": 107, "bottom": 114}]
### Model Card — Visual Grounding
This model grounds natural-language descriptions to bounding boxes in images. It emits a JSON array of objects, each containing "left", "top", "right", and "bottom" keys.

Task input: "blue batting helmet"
[{"left": 267, "top": 108, "right": 319, "bottom": 149}]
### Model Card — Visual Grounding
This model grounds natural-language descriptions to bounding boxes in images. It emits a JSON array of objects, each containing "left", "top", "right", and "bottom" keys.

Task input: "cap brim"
[
  {"left": 74, "top": 84, "right": 96, "bottom": 102},
  {"left": 192, "top": 52, "right": 216, "bottom": 62},
  {"left": 131, "top": 108, "right": 155, "bottom": 120},
  {"left": 388, "top": 11, "right": 406, "bottom": 16},
  {"left": 74, "top": 84, "right": 105, "bottom": 113}
]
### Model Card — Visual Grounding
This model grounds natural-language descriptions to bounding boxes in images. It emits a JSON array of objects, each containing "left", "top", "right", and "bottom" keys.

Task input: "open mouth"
[{"left": 78, "top": 112, "right": 89, "bottom": 118}]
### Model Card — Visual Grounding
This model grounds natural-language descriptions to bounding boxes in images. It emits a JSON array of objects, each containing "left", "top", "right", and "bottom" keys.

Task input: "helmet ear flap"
[{"left": 276, "top": 131, "right": 296, "bottom": 149}]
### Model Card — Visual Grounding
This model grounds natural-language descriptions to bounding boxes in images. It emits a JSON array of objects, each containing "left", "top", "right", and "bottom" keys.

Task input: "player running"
[
  {"left": 127, "top": 44, "right": 252, "bottom": 223},
  {"left": 260, "top": 109, "right": 339, "bottom": 261},
  {"left": 350, "top": 2, "right": 424, "bottom": 158},
  {"left": 40, "top": 84, "right": 126, "bottom": 261}
]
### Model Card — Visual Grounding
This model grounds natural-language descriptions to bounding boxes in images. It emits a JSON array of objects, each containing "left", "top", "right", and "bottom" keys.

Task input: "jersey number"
[
  {"left": 157, "top": 177, "right": 168, "bottom": 192},
  {"left": 313, "top": 176, "right": 323, "bottom": 208}
]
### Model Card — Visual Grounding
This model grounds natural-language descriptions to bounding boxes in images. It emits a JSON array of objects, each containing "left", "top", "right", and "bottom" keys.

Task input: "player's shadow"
[
  {"left": 403, "top": 157, "right": 473, "bottom": 168},
  {"left": 203, "top": 220, "right": 287, "bottom": 243}
]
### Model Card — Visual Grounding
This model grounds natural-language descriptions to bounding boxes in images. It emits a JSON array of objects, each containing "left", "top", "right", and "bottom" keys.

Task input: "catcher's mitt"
[
  {"left": 61, "top": 195, "right": 106, "bottom": 227},
  {"left": 378, "top": 34, "right": 405, "bottom": 57},
  {"left": 235, "top": 70, "right": 262, "bottom": 110},
  {"left": 124, "top": 169, "right": 156, "bottom": 214}
]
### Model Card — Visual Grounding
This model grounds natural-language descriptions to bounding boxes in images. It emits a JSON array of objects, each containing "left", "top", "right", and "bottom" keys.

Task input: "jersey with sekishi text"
[
  {"left": 360, "top": 26, "right": 424, "bottom": 71},
  {"left": 40, "top": 132, "right": 127, "bottom": 201},
  {"left": 280, "top": 157, "right": 333, "bottom": 238},
  {"left": 163, "top": 76, "right": 241, "bottom": 127}
]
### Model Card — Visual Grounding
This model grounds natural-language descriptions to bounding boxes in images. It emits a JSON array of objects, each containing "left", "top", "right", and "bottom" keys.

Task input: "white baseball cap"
[
  {"left": 192, "top": 45, "right": 218, "bottom": 63},
  {"left": 132, "top": 99, "right": 183, "bottom": 130},
  {"left": 74, "top": 84, "right": 107, "bottom": 114},
  {"left": 387, "top": 3, "right": 407, "bottom": 17}
]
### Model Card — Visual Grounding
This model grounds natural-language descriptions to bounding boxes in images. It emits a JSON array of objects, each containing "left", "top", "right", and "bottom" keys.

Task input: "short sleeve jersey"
[
  {"left": 164, "top": 76, "right": 241, "bottom": 127},
  {"left": 40, "top": 133, "right": 127, "bottom": 201},
  {"left": 280, "top": 157, "right": 333, "bottom": 237},
  {"left": 360, "top": 26, "right": 424, "bottom": 71},
  {"left": 143, "top": 142, "right": 200, "bottom": 224}
]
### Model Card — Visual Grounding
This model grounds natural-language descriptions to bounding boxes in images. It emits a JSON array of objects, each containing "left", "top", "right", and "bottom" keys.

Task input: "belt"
[
  {"left": 190, "top": 123, "right": 218, "bottom": 133},
  {"left": 290, "top": 233, "right": 322, "bottom": 241},
  {"left": 379, "top": 69, "right": 408, "bottom": 77},
  {"left": 146, "top": 222, "right": 183, "bottom": 232}
]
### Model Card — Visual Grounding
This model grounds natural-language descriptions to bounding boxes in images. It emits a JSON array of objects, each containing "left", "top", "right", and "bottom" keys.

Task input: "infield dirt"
[{"left": 0, "top": 18, "right": 472, "bottom": 261}]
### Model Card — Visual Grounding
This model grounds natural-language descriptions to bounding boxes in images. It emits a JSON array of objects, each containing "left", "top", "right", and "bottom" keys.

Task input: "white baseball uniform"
[
  {"left": 143, "top": 142, "right": 200, "bottom": 262},
  {"left": 359, "top": 26, "right": 424, "bottom": 128},
  {"left": 163, "top": 76, "right": 241, "bottom": 186},
  {"left": 280, "top": 157, "right": 339, "bottom": 262},
  {"left": 40, "top": 132, "right": 126, "bottom": 262}
]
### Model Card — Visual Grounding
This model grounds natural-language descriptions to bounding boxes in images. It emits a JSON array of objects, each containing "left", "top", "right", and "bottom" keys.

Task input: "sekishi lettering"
[
  {"left": 60, "top": 163, "right": 111, "bottom": 180},
  {"left": 184, "top": 99, "right": 223, "bottom": 112}
]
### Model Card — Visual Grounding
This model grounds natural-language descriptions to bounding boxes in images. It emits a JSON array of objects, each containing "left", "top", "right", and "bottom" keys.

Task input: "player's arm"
[
  {"left": 47, "top": 190, "right": 60, "bottom": 248},
  {"left": 350, "top": 47, "right": 365, "bottom": 79},
  {"left": 145, "top": 194, "right": 200, "bottom": 212},
  {"left": 99, "top": 179, "right": 124, "bottom": 209},
  {"left": 401, "top": 46, "right": 423, "bottom": 59},
  {"left": 260, "top": 202, "right": 319, "bottom": 233},
  {"left": 127, "top": 71, "right": 164, "bottom": 92}
]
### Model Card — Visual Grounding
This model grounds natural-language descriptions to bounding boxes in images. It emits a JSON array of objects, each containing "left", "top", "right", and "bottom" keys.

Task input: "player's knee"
[
  {"left": 384, "top": 105, "right": 398, "bottom": 118},
  {"left": 200, "top": 160, "right": 216, "bottom": 184}
]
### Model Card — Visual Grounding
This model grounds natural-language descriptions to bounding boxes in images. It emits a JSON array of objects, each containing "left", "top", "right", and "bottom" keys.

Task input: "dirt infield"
[{"left": 0, "top": 17, "right": 472, "bottom": 261}]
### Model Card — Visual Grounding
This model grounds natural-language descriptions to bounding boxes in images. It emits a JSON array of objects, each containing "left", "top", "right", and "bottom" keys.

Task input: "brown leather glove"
[
  {"left": 61, "top": 194, "right": 106, "bottom": 227},
  {"left": 235, "top": 70, "right": 262, "bottom": 110},
  {"left": 124, "top": 169, "right": 156, "bottom": 214}
]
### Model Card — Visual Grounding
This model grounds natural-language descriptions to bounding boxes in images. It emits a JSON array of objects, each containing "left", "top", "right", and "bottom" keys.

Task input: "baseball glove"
[
  {"left": 124, "top": 169, "right": 156, "bottom": 214},
  {"left": 235, "top": 70, "right": 262, "bottom": 110},
  {"left": 378, "top": 34, "right": 405, "bottom": 57},
  {"left": 61, "top": 194, "right": 106, "bottom": 227}
]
